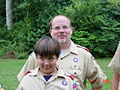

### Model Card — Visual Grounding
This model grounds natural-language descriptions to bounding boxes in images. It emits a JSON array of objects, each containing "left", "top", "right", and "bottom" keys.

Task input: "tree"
[{"left": 6, "top": 0, "right": 12, "bottom": 30}]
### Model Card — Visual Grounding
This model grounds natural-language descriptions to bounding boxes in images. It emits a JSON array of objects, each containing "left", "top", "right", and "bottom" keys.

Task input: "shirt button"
[
  {"left": 74, "top": 72, "right": 76, "bottom": 74},
  {"left": 74, "top": 65, "right": 76, "bottom": 67}
]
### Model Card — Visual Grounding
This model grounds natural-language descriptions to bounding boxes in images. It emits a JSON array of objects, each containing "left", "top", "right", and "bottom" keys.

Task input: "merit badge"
[
  {"left": 73, "top": 58, "right": 78, "bottom": 63},
  {"left": 73, "top": 83, "right": 78, "bottom": 90},
  {"left": 62, "top": 80, "right": 68, "bottom": 86}
]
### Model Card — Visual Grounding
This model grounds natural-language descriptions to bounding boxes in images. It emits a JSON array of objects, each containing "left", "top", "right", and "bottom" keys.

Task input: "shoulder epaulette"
[
  {"left": 76, "top": 44, "right": 90, "bottom": 52},
  {"left": 25, "top": 71, "right": 31, "bottom": 75},
  {"left": 69, "top": 75, "right": 75, "bottom": 80}
]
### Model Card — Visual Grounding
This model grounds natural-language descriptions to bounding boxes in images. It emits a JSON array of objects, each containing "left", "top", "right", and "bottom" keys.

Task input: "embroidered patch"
[
  {"left": 73, "top": 58, "right": 78, "bottom": 63},
  {"left": 62, "top": 80, "right": 68, "bottom": 86},
  {"left": 72, "top": 83, "right": 78, "bottom": 89}
]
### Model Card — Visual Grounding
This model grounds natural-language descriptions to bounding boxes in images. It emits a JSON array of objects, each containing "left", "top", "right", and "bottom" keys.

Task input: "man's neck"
[{"left": 60, "top": 41, "right": 71, "bottom": 50}]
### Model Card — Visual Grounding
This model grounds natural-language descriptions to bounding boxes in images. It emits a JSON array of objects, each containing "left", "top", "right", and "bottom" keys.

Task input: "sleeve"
[
  {"left": 77, "top": 44, "right": 107, "bottom": 80},
  {"left": 66, "top": 74, "right": 84, "bottom": 90},
  {"left": 108, "top": 42, "right": 120, "bottom": 73},
  {"left": 91, "top": 56, "right": 107, "bottom": 80},
  {"left": 17, "top": 52, "right": 38, "bottom": 82},
  {"left": 17, "top": 75, "right": 32, "bottom": 90},
  {"left": 86, "top": 53, "right": 103, "bottom": 88}
]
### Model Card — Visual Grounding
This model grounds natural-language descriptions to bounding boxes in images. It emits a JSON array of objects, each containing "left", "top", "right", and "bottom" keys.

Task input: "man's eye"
[
  {"left": 63, "top": 26, "right": 68, "bottom": 29},
  {"left": 55, "top": 27, "right": 60, "bottom": 30}
]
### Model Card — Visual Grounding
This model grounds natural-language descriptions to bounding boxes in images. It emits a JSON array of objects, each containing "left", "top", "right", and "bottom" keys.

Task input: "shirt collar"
[
  {"left": 59, "top": 40, "right": 79, "bottom": 58},
  {"left": 69, "top": 40, "right": 79, "bottom": 55},
  {"left": 28, "top": 66, "right": 66, "bottom": 78}
]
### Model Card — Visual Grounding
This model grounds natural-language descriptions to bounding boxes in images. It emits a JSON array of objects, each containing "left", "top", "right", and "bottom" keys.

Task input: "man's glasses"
[{"left": 51, "top": 25, "right": 71, "bottom": 31}]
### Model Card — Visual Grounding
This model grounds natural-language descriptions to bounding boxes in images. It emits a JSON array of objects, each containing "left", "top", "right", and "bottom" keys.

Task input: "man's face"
[
  {"left": 50, "top": 16, "right": 73, "bottom": 44},
  {"left": 37, "top": 55, "right": 57, "bottom": 75}
]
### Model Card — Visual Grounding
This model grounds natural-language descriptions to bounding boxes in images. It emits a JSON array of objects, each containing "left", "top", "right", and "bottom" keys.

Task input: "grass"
[
  {"left": 86, "top": 58, "right": 113, "bottom": 90},
  {"left": 0, "top": 58, "right": 113, "bottom": 90},
  {"left": 0, "top": 59, "right": 26, "bottom": 90}
]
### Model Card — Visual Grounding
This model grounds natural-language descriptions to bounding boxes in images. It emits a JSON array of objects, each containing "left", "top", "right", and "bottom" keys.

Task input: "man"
[
  {"left": 17, "top": 15, "right": 106, "bottom": 90},
  {"left": 108, "top": 41, "right": 120, "bottom": 90},
  {"left": 17, "top": 37, "right": 83, "bottom": 90}
]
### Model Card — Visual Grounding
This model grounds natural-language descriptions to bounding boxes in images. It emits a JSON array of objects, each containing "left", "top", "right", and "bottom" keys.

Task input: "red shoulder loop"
[
  {"left": 84, "top": 48, "right": 90, "bottom": 52},
  {"left": 25, "top": 71, "right": 31, "bottom": 75},
  {"left": 69, "top": 75, "right": 75, "bottom": 80},
  {"left": 76, "top": 45, "right": 90, "bottom": 52}
]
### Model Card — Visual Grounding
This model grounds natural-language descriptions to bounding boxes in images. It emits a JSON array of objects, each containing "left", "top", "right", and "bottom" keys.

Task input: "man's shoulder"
[
  {"left": 76, "top": 44, "right": 90, "bottom": 52},
  {"left": 29, "top": 52, "right": 36, "bottom": 57},
  {"left": 75, "top": 44, "right": 93, "bottom": 58},
  {"left": 27, "top": 52, "right": 37, "bottom": 61}
]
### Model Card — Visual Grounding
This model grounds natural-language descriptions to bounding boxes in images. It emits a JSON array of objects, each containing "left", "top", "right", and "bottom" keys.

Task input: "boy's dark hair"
[{"left": 34, "top": 37, "right": 61, "bottom": 59}]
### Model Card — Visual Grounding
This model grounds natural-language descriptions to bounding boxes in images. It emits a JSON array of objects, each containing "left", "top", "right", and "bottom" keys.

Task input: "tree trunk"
[{"left": 6, "top": 0, "right": 12, "bottom": 30}]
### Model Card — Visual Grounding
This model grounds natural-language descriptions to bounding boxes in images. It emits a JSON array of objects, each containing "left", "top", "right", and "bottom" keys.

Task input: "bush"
[
  {"left": 0, "top": 0, "right": 71, "bottom": 58},
  {"left": 59, "top": 0, "right": 120, "bottom": 57}
]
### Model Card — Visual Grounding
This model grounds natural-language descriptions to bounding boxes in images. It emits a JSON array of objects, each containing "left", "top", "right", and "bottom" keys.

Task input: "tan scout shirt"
[
  {"left": 108, "top": 42, "right": 120, "bottom": 73},
  {"left": 17, "top": 67, "right": 82, "bottom": 90},
  {"left": 17, "top": 40, "right": 104, "bottom": 89},
  {"left": 108, "top": 42, "right": 120, "bottom": 90},
  {"left": 17, "top": 52, "right": 38, "bottom": 82}
]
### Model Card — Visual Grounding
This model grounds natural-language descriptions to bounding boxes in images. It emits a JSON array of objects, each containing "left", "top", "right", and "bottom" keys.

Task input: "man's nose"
[{"left": 59, "top": 27, "right": 64, "bottom": 32}]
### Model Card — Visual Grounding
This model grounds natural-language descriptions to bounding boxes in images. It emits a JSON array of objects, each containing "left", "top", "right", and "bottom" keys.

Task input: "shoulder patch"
[
  {"left": 76, "top": 45, "right": 90, "bottom": 52},
  {"left": 25, "top": 71, "right": 31, "bottom": 75}
]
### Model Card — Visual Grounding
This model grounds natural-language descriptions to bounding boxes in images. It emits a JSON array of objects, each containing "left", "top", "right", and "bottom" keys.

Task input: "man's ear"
[
  {"left": 71, "top": 27, "right": 74, "bottom": 34},
  {"left": 49, "top": 29, "right": 52, "bottom": 35}
]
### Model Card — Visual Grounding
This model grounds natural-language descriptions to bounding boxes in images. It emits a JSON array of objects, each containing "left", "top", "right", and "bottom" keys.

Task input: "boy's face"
[{"left": 37, "top": 55, "right": 58, "bottom": 75}]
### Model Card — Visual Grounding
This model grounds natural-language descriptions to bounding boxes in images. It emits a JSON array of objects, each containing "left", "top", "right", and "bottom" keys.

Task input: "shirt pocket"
[{"left": 68, "top": 65, "right": 82, "bottom": 76}]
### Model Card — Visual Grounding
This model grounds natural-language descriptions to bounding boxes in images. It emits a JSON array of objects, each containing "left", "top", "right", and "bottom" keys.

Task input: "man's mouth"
[{"left": 58, "top": 35, "right": 66, "bottom": 39}]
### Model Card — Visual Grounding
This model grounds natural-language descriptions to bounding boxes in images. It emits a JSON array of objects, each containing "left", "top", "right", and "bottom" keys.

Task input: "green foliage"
[
  {"left": 0, "top": 0, "right": 5, "bottom": 28},
  {"left": 1, "top": 0, "right": 120, "bottom": 58},
  {"left": 59, "top": 0, "right": 120, "bottom": 57},
  {"left": 72, "top": 31, "right": 97, "bottom": 47},
  {"left": 0, "top": 0, "right": 70, "bottom": 58}
]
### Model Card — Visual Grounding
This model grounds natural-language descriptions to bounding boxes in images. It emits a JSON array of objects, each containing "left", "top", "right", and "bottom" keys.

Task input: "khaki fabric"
[
  {"left": 108, "top": 42, "right": 120, "bottom": 73},
  {"left": 17, "top": 66, "right": 83, "bottom": 90},
  {"left": 108, "top": 42, "right": 120, "bottom": 90},
  {"left": 118, "top": 81, "right": 120, "bottom": 90},
  {"left": 17, "top": 52, "right": 38, "bottom": 82},
  {"left": 17, "top": 40, "right": 104, "bottom": 89}
]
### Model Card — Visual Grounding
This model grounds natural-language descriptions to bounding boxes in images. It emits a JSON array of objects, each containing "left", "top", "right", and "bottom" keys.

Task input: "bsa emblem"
[
  {"left": 73, "top": 58, "right": 78, "bottom": 63},
  {"left": 62, "top": 80, "right": 68, "bottom": 86}
]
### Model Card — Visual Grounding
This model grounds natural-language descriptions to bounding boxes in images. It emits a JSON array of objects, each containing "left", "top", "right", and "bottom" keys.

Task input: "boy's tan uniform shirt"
[
  {"left": 17, "top": 66, "right": 83, "bottom": 90},
  {"left": 17, "top": 41, "right": 105, "bottom": 89}
]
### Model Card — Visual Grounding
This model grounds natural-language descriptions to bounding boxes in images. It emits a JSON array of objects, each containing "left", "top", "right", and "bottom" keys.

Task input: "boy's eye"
[{"left": 48, "top": 57, "right": 53, "bottom": 60}]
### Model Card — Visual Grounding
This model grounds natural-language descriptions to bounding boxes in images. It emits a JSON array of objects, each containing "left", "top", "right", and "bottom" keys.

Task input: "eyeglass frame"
[{"left": 51, "top": 25, "right": 71, "bottom": 31}]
